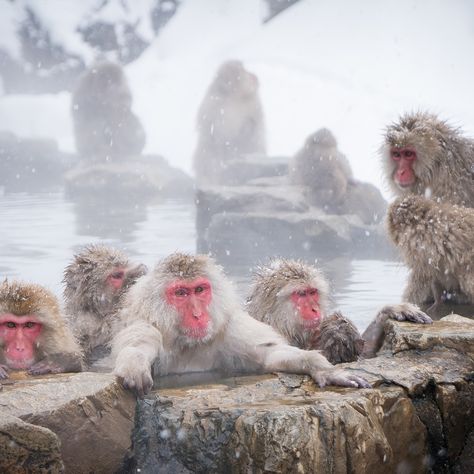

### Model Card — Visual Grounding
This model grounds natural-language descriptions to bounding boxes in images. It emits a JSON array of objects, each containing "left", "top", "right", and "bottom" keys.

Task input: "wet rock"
[
  {"left": 129, "top": 316, "right": 474, "bottom": 473},
  {"left": 0, "top": 414, "right": 64, "bottom": 474},
  {"left": 0, "top": 372, "right": 135, "bottom": 474},
  {"left": 196, "top": 176, "right": 393, "bottom": 262}
]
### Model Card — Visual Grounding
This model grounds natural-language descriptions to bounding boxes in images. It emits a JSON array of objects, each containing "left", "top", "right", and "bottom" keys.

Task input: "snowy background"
[{"left": 1, "top": 0, "right": 474, "bottom": 197}]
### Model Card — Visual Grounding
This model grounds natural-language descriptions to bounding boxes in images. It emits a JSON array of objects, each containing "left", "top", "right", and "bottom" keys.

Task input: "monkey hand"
[
  {"left": 114, "top": 348, "right": 153, "bottom": 398},
  {"left": 379, "top": 303, "right": 433, "bottom": 325},
  {"left": 311, "top": 368, "right": 371, "bottom": 389},
  {"left": 0, "top": 364, "right": 9, "bottom": 379},
  {"left": 28, "top": 353, "right": 83, "bottom": 376}
]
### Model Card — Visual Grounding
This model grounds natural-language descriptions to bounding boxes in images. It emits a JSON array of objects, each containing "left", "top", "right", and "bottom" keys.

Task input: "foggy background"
[{"left": 1, "top": 0, "right": 473, "bottom": 194}]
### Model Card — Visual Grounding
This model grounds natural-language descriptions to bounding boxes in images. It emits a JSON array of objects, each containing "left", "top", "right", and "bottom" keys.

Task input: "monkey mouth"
[
  {"left": 5, "top": 357, "right": 35, "bottom": 370},
  {"left": 301, "top": 319, "right": 321, "bottom": 330},
  {"left": 183, "top": 328, "right": 210, "bottom": 340}
]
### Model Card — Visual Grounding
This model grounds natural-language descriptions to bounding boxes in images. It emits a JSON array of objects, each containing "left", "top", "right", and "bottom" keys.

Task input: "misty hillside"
[{"left": 1, "top": 0, "right": 473, "bottom": 195}]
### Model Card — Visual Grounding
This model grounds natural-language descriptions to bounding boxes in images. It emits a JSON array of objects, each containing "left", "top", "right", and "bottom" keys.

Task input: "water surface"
[{"left": 0, "top": 191, "right": 407, "bottom": 332}]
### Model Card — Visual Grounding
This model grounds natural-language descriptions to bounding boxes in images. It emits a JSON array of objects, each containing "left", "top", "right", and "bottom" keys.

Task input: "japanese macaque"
[
  {"left": 382, "top": 111, "right": 474, "bottom": 207},
  {"left": 112, "top": 253, "right": 370, "bottom": 397},
  {"left": 193, "top": 60, "right": 266, "bottom": 187},
  {"left": 0, "top": 280, "right": 82, "bottom": 379},
  {"left": 289, "top": 128, "right": 353, "bottom": 208},
  {"left": 387, "top": 195, "right": 474, "bottom": 310},
  {"left": 63, "top": 244, "right": 147, "bottom": 365},
  {"left": 71, "top": 60, "right": 146, "bottom": 160},
  {"left": 247, "top": 259, "right": 432, "bottom": 361}
]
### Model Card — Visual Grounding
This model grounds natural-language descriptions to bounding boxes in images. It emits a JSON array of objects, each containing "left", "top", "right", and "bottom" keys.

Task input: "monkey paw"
[
  {"left": 114, "top": 350, "right": 153, "bottom": 398},
  {"left": 383, "top": 303, "right": 433, "bottom": 324},
  {"left": 312, "top": 368, "right": 371, "bottom": 389},
  {"left": 0, "top": 364, "right": 10, "bottom": 379}
]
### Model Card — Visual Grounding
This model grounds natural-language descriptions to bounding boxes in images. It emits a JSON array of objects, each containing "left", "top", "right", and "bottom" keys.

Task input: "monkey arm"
[
  {"left": 361, "top": 303, "right": 432, "bottom": 358},
  {"left": 112, "top": 320, "right": 163, "bottom": 397},
  {"left": 228, "top": 312, "right": 370, "bottom": 388}
]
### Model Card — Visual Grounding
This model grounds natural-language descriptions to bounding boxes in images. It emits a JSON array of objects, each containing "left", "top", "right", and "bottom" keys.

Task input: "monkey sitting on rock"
[
  {"left": 246, "top": 258, "right": 432, "bottom": 362},
  {"left": 63, "top": 244, "right": 147, "bottom": 366},
  {"left": 0, "top": 280, "right": 83, "bottom": 379}
]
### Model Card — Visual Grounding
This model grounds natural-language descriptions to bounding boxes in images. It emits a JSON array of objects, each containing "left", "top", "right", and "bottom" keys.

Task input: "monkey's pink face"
[
  {"left": 390, "top": 147, "right": 417, "bottom": 188},
  {"left": 290, "top": 287, "right": 321, "bottom": 329},
  {"left": 0, "top": 313, "right": 42, "bottom": 369},
  {"left": 106, "top": 267, "right": 126, "bottom": 290},
  {"left": 165, "top": 278, "right": 212, "bottom": 340}
]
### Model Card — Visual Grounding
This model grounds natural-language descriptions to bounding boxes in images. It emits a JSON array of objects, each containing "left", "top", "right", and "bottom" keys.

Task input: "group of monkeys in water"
[{"left": 2, "top": 59, "right": 474, "bottom": 396}]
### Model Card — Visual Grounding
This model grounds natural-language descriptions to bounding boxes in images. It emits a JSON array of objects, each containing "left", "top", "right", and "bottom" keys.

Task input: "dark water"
[{"left": 0, "top": 191, "right": 407, "bottom": 332}]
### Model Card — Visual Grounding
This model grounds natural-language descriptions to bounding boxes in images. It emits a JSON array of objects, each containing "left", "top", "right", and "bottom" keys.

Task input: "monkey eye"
[
  {"left": 296, "top": 290, "right": 307, "bottom": 297},
  {"left": 24, "top": 322, "right": 37, "bottom": 329},
  {"left": 308, "top": 289, "right": 318, "bottom": 296},
  {"left": 110, "top": 271, "right": 125, "bottom": 280},
  {"left": 174, "top": 288, "right": 189, "bottom": 297},
  {"left": 195, "top": 286, "right": 204, "bottom": 293},
  {"left": 5, "top": 321, "right": 17, "bottom": 328},
  {"left": 391, "top": 151, "right": 401, "bottom": 160}
]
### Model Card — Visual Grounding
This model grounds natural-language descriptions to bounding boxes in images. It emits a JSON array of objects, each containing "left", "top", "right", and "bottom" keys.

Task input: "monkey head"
[
  {"left": 305, "top": 128, "right": 338, "bottom": 150},
  {"left": 63, "top": 244, "right": 147, "bottom": 318},
  {"left": 382, "top": 111, "right": 454, "bottom": 196},
  {"left": 248, "top": 259, "right": 331, "bottom": 344},
  {"left": 0, "top": 281, "right": 70, "bottom": 371},
  {"left": 139, "top": 253, "right": 233, "bottom": 348},
  {"left": 211, "top": 60, "right": 259, "bottom": 99}
]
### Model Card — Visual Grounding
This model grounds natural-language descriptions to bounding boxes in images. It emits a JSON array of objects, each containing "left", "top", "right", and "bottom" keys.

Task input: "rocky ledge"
[
  {"left": 0, "top": 372, "right": 135, "bottom": 474},
  {"left": 132, "top": 314, "right": 474, "bottom": 473},
  {"left": 1, "top": 315, "right": 473, "bottom": 473},
  {"left": 196, "top": 173, "right": 393, "bottom": 263}
]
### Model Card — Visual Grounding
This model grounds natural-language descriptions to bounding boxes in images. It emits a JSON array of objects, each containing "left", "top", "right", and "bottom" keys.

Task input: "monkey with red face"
[
  {"left": 382, "top": 112, "right": 474, "bottom": 313},
  {"left": 63, "top": 244, "right": 147, "bottom": 366},
  {"left": 112, "top": 253, "right": 370, "bottom": 397},
  {"left": 382, "top": 111, "right": 474, "bottom": 207},
  {"left": 247, "top": 259, "right": 432, "bottom": 362},
  {"left": 0, "top": 280, "right": 82, "bottom": 379}
]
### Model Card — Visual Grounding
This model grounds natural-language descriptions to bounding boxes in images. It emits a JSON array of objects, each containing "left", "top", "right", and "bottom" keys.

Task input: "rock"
[
  {"left": 196, "top": 177, "right": 394, "bottom": 262},
  {"left": 0, "top": 131, "right": 75, "bottom": 193},
  {"left": 0, "top": 372, "right": 135, "bottom": 474},
  {"left": 0, "top": 414, "right": 64, "bottom": 474},
  {"left": 128, "top": 316, "right": 474, "bottom": 473},
  {"left": 64, "top": 154, "right": 194, "bottom": 201}
]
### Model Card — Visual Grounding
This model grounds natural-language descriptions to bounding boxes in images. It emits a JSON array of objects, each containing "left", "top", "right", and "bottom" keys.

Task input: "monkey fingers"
[
  {"left": 0, "top": 364, "right": 9, "bottom": 379},
  {"left": 312, "top": 368, "right": 371, "bottom": 389},
  {"left": 118, "top": 371, "right": 153, "bottom": 398},
  {"left": 388, "top": 303, "right": 433, "bottom": 324}
]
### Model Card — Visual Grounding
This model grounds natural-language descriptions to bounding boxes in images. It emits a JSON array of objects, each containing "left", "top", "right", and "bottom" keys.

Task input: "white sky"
[{"left": 1, "top": 0, "right": 473, "bottom": 198}]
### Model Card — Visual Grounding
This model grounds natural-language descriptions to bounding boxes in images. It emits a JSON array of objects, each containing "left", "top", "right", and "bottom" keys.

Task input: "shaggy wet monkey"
[
  {"left": 247, "top": 259, "right": 432, "bottom": 361},
  {"left": 388, "top": 195, "right": 474, "bottom": 310},
  {"left": 112, "top": 253, "right": 370, "bottom": 397},
  {"left": 0, "top": 280, "right": 82, "bottom": 379},
  {"left": 193, "top": 60, "right": 266, "bottom": 186},
  {"left": 382, "top": 111, "right": 474, "bottom": 207},
  {"left": 289, "top": 128, "right": 353, "bottom": 209},
  {"left": 63, "top": 244, "right": 147, "bottom": 365},
  {"left": 71, "top": 60, "right": 146, "bottom": 160}
]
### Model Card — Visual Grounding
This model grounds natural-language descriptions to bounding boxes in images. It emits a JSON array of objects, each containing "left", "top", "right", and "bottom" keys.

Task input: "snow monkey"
[
  {"left": 387, "top": 195, "right": 474, "bottom": 311},
  {"left": 193, "top": 60, "right": 266, "bottom": 186},
  {"left": 0, "top": 280, "right": 83, "bottom": 379},
  {"left": 289, "top": 128, "right": 353, "bottom": 209},
  {"left": 382, "top": 112, "right": 474, "bottom": 310},
  {"left": 247, "top": 259, "right": 433, "bottom": 361},
  {"left": 382, "top": 111, "right": 474, "bottom": 207},
  {"left": 112, "top": 253, "right": 370, "bottom": 397},
  {"left": 71, "top": 60, "right": 146, "bottom": 160},
  {"left": 63, "top": 244, "right": 147, "bottom": 365}
]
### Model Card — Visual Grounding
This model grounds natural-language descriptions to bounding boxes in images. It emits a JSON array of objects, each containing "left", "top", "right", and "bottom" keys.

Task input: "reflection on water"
[{"left": 0, "top": 191, "right": 407, "bottom": 331}]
